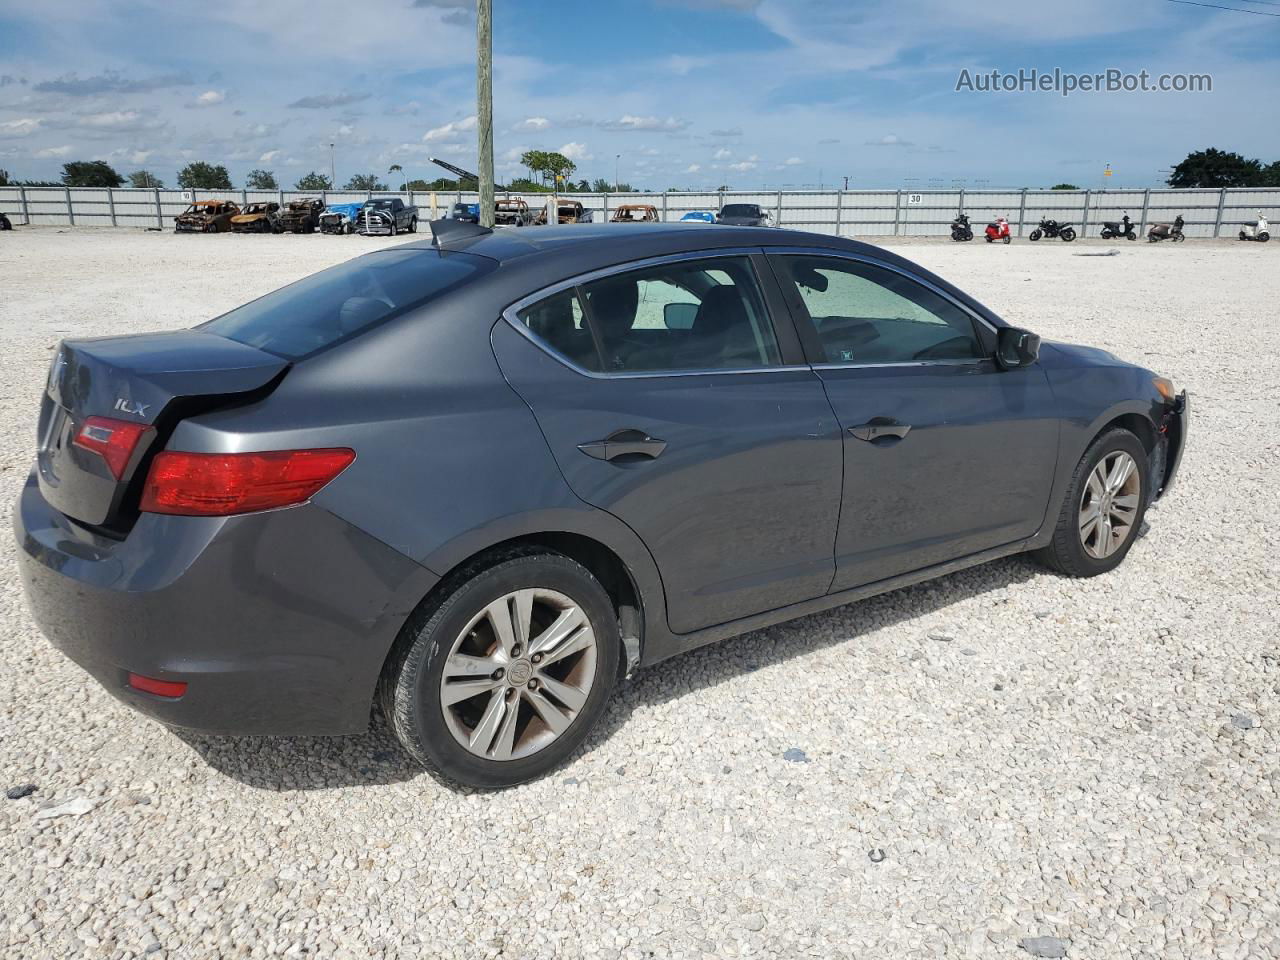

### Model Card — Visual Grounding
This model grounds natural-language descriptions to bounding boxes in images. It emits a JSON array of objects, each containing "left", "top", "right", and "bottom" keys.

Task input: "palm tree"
[{"left": 388, "top": 164, "right": 404, "bottom": 191}]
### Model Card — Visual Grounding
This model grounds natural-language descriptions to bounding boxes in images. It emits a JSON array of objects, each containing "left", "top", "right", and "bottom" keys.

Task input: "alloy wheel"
[
  {"left": 1079, "top": 451, "right": 1141, "bottom": 559},
  {"left": 439, "top": 589, "right": 597, "bottom": 761}
]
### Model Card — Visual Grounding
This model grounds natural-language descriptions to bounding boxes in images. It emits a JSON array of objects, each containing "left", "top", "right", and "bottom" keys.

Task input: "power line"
[{"left": 1164, "top": 0, "right": 1280, "bottom": 15}]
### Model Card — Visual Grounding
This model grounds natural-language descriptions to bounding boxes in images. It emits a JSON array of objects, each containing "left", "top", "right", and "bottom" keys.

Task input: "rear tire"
[
  {"left": 1259, "top": 232, "right": 1270, "bottom": 242},
  {"left": 1060, "top": 227, "right": 1075, "bottom": 242},
  {"left": 1003, "top": 235, "right": 1011, "bottom": 244},
  {"left": 408, "top": 217, "right": 418, "bottom": 233},
  {"left": 379, "top": 550, "right": 621, "bottom": 789},
  {"left": 1029, "top": 229, "right": 1042, "bottom": 241},
  {"left": 1033, "top": 427, "right": 1150, "bottom": 578}
]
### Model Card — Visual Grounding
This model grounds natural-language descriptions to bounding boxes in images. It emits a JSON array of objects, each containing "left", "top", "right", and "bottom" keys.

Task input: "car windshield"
[
  {"left": 369, "top": 200, "right": 395, "bottom": 208},
  {"left": 721, "top": 204, "right": 761, "bottom": 218},
  {"left": 202, "top": 249, "right": 495, "bottom": 360}
]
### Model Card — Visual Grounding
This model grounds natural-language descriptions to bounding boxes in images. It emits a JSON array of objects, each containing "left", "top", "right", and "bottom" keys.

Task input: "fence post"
[
  {"left": 154, "top": 188, "right": 163, "bottom": 229},
  {"left": 835, "top": 189, "right": 843, "bottom": 237},
  {"left": 278, "top": 189, "right": 284, "bottom": 209},
  {"left": 64, "top": 186, "right": 74, "bottom": 226},
  {"left": 1016, "top": 188, "right": 1028, "bottom": 237},
  {"left": 19, "top": 184, "right": 29, "bottom": 225},
  {"left": 893, "top": 190, "right": 902, "bottom": 237},
  {"left": 242, "top": 188, "right": 248, "bottom": 207},
  {"left": 1080, "top": 190, "right": 1091, "bottom": 236},
  {"left": 603, "top": 192, "right": 610, "bottom": 221},
  {"left": 717, "top": 188, "right": 724, "bottom": 213},
  {"left": 775, "top": 189, "right": 783, "bottom": 227},
  {"left": 661, "top": 191, "right": 668, "bottom": 222},
  {"left": 1138, "top": 188, "right": 1151, "bottom": 236},
  {"left": 107, "top": 187, "right": 117, "bottom": 227},
  {"left": 1213, "top": 187, "right": 1227, "bottom": 238}
]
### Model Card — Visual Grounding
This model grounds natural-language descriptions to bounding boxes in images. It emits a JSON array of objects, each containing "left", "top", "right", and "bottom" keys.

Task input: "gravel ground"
[{"left": 1, "top": 228, "right": 1277, "bottom": 959}]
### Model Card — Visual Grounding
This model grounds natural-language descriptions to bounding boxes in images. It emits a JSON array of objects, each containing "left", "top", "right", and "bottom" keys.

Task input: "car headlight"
[{"left": 1153, "top": 377, "right": 1177, "bottom": 403}]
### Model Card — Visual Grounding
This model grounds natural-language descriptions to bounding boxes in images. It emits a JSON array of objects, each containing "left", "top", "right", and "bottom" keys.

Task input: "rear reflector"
[
  {"left": 73, "top": 416, "right": 152, "bottom": 480},
  {"left": 127, "top": 672, "right": 188, "bottom": 698},
  {"left": 140, "top": 448, "right": 355, "bottom": 517}
]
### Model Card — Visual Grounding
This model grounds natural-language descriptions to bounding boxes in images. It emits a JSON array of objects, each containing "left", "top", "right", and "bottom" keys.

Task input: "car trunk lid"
[{"left": 37, "top": 331, "right": 288, "bottom": 527}]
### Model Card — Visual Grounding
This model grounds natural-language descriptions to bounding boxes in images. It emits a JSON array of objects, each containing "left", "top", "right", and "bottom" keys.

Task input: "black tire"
[
  {"left": 963, "top": 229, "right": 972, "bottom": 241},
  {"left": 408, "top": 217, "right": 418, "bottom": 233},
  {"left": 379, "top": 550, "right": 621, "bottom": 789},
  {"left": 1003, "top": 235, "right": 1011, "bottom": 244},
  {"left": 1060, "top": 228, "right": 1076, "bottom": 242},
  {"left": 1029, "top": 229, "right": 1042, "bottom": 242},
  {"left": 1126, "top": 231, "right": 1136, "bottom": 241},
  {"left": 985, "top": 236, "right": 993, "bottom": 243},
  {"left": 1173, "top": 233, "right": 1185, "bottom": 242},
  {"left": 1033, "top": 427, "right": 1150, "bottom": 578},
  {"left": 390, "top": 221, "right": 398, "bottom": 236},
  {"left": 1259, "top": 232, "right": 1270, "bottom": 243}
]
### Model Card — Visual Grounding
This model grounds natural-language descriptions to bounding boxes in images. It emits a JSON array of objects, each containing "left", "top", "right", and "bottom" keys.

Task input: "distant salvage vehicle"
[
  {"left": 1028, "top": 217, "right": 1076, "bottom": 242},
  {"left": 174, "top": 200, "right": 240, "bottom": 234},
  {"left": 1238, "top": 212, "right": 1270, "bottom": 242},
  {"left": 680, "top": 211, "right": 716, "bottom": 223},
  {"left": 357, "top": 198, "right": 419, "bottom": 236},
  {"left": 535, "top": 199, "right": 593, "bottom": 225},
  {"left": 611, "top": 204, "right": 660, "bottom": 223},
  {"left": 716, "top": 203, "right": 770, "bottom": 226},
  {"left": 494, "top": 198, "right": 532, "bottom": 227},
  {"left": 281, "top": 198, "right": 325, "bottom": 234},
  {"left": 319, "top": 203, "right": 365, "bottom": 235},
  {"left": 1148, "top": 215, "right": 1185, "bottom": 243},
  {"left": 230, "top": 202, "right": 283, "bottom": 234},
  {"left": 451, "top": 202, "right": 480, "bottom": 223}
]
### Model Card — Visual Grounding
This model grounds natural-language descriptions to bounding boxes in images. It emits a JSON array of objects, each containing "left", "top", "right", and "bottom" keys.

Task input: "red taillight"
[
  {"left": 73, "top": 416, "right": 152, "bottom": 480},
  {"left": 127, "top": 673, "right": 188, "bottom": 698},
  {"left": 140, "top": 448, "right": 355, "bottom": 517}
]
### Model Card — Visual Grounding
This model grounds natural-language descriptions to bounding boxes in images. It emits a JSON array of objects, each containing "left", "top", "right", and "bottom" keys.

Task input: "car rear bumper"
[{"left": 14, "top": 470, "right": 437, "bottom": 736}]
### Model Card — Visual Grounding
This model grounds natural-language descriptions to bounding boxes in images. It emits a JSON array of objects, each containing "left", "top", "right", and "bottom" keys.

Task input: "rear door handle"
[
  {"left": 578, "top": 429, "right": 667, "bottom": 461},
  {"left": 849, "top": 419, "right": 911, "bottom": 442}
]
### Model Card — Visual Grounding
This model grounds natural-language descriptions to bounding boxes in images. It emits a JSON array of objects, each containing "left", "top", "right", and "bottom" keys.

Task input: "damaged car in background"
[
  {"left": 357, "top": 198, "right": 419, "bottom": 236},
  {"left": 230, "top": 202, "right": 284, "bottom": 234},
  {"left": 535, "top": 198, "right": 594, "bottom": 225},
  {"left": 281, "top": 198, "right": 325, "bottom": 234},
  {"left": 319, "top": 202, "right": 365, "bottom": 235},
  {"left": 494, "top": 198, "right": 533, "bottom": 227},
  {"left": 174, "top": 200, "right": 240, "bottom": 234}
]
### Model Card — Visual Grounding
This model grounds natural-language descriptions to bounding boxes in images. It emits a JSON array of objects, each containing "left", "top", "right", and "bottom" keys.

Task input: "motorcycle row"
[{"left": 949, "top": 211, "right": 1270, "bottom": 244}]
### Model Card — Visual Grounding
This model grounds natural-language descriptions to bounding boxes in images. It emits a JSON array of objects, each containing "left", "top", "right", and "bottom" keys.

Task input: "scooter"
[
  {"left": 1028, "top": 217, "right": 1076, "bottom": 242},
  {"left": 1238, "top": 212, "right": 1270, "bottom": 242},
  {"left": 984, "top": 216, "right": 1011, "bottom": 244},
  {"left": 950, "top": 212, "right": 973, "bottom": 242},
  {"left": 1147, "top": 215, "right": 1185, "bottom": 242},
  {"left": 1100, "top": 213, "right": 1137, "bottom": 240}
]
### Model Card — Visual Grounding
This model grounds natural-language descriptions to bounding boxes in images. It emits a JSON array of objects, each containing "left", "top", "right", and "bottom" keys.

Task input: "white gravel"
[{"left": 1, "top": 227, "right": 1278, "bottom": 960}]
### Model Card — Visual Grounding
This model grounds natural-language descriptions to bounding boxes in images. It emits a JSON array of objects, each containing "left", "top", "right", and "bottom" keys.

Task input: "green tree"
[
  {"left": 1050, "top": 183, "right": 1079, "bottom": 190},
  {"left": 406, "top": 177, "right": 459, "bottom": 191},
  {"left": 344, "top": 173, "right": 387, "bottom": 190},
  {"left": 388, "top": 164, "right": 404, "bottom": 190},
  {"left": 0, "top": 168, "right": 10, "bottom": 186},
  {"left": 61, "top": 160, "right": 125, "bottom": 188},
  {"left": 245, "top": 169, "right": 278, "bottom": 190},
  {"left": 128, "top": 170, "right": 164, "bottom": 188},
  {"left": 1167, "top": 148, "right": 1264, "bottom": 188},
  {"left": 294, "top": 171, "right": 333, "bottom": 190},
  {"left": 1261, "top": 161, "right": 1280, "bottom": 188},
  {"left": 177, "top": 162, "right": 233, "bottom": 189}
]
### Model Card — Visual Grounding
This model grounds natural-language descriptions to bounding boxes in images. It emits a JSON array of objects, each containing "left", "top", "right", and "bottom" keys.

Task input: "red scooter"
[{"left": 984, "top": 216, "right": 1011, "bottom": 244}]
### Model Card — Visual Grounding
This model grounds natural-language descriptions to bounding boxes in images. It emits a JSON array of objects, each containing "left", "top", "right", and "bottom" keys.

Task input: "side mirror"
[{"left": 996, "top": 326, "right": 1041, "bottom": 369}]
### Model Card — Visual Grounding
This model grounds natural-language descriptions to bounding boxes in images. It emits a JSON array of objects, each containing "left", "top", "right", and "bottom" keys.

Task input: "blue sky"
[{"left": 1, "top": 0, "right": 1277, "bottom": 190}]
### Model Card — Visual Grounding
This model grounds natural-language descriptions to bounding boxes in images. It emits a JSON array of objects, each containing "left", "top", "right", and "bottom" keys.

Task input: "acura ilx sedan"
[{"left": 16, "top": 221, "right": 1188, "bottom": 788}]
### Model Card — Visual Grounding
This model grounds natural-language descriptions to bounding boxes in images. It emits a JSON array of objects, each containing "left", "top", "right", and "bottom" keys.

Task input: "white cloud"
[
  {"left": 0, "top": 118, "right": 40, "bottom": 138},
  {"left": 866, "top": 134, "right": 914, "bottom": 147},
  {"left": 599, "top": 115, "right": 689, "bottom": 132},
  {"left": 514, "top": 116, "right": 549, "bottom": 131},
  {"left": 35, "top": 145, "right": 71, "bottom": 158},
  {"left": 423, "top": 115, "right": 477, "bottom": 142},
  {"left": 785, "top": 156, "right": 802, "bottom": 165},
  {"left": 713, "top": 147, "right": 732, "bottom": 160},
  {"left": 259, "top": 149, "right": 282, "bottom": 163},
  {"left": 728, "top": 160, "right": 757, "bottom": 172},
  {"left": 193, "top": 90, "right": 225, "bottom": 107},
  {"left": 558, "top": 141, "right": 591, "bottom": 161},
  {"left": 77, "top": 111, "right": 142, "bottom": 128},
  {"left": 685, "top": 163, "right": 702, "bottom": 173}
]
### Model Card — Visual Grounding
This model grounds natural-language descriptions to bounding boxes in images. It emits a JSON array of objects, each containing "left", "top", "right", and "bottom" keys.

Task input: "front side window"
[
  {"left": 776, "top": 256, "right": 985, "bottom": 364},
  {"left": 517, "top": 256, "right": 780, "bottom": 374}
]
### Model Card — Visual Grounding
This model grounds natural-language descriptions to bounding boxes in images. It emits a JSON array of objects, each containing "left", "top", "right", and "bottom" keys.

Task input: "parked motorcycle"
[
  {"left": 1147, "top": 215, "right": 1185, "bottom": 243},
  {"left": 984, "top": 216, "right": 1011, "bottom": 244},
  {"left": 1028, "top": 217, "right": 1076, "bottom": 242},
  {"left": 1100, "top": 213, "right": 1137, "bottom": 240},
  {"left": 1238, "top": 211, "right": 1270, "bottom": 242},
  {"left": 950, "top": 212, "right": 973, "bottom": 242}
]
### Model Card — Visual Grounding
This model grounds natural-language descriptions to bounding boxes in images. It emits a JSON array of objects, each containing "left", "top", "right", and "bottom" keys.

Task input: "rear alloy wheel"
[
  {"left": 381, "top": 551, "right": 620, "bottom": 788},
  {"left": 1034, "top": 428, "right": 1150, "bottom": 577}
]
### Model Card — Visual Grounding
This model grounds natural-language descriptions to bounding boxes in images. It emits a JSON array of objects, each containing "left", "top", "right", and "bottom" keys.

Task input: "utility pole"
[
  {"left": 476, "top": 0, "right": 495, "bottom": 228},
  {"left": 615, "top": 154, "right": 620, "bottom": 193},
  {"left": 329, "top": 143, "right": 335, "bottom": 188}
]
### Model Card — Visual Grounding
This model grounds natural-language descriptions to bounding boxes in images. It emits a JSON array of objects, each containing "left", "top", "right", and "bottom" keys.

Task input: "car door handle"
[
  {"left": 849, "top": 419, "right": 911, "bottom": 442},
  {"left": 578, "top": 429, "right": 667, "bottom": 462}
]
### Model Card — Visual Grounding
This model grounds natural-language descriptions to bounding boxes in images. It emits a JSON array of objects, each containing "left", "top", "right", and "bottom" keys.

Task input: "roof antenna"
[{"left": 429, "top": 218, "right": 493, "bottom": 247}]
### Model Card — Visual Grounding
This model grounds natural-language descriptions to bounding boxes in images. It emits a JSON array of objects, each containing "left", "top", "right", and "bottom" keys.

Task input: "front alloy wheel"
[{"left": 1078, "top": 451, "right": 1141, "bottom": 560}]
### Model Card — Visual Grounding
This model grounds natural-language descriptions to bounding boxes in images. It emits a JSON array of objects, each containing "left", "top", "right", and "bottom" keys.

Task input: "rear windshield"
[
  {"left": 202, "top": 248, "right": 494, "bottom": 360},
  {"left": 721, "top": 204, "right": 761, "bottom": 217}
]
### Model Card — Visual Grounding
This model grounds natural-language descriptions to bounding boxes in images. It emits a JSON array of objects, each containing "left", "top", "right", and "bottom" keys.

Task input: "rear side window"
[
  {"left": 516, "top": 256, "right": 780, "bottom": 374},
  {"left": 203, "top": 248, "right": 493, "bottom": 359}
]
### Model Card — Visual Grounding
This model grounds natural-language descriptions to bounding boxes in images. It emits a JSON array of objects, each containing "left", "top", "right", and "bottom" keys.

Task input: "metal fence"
[{"left": 1, "top": 185, "right": 1276, "bottom": 238}]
